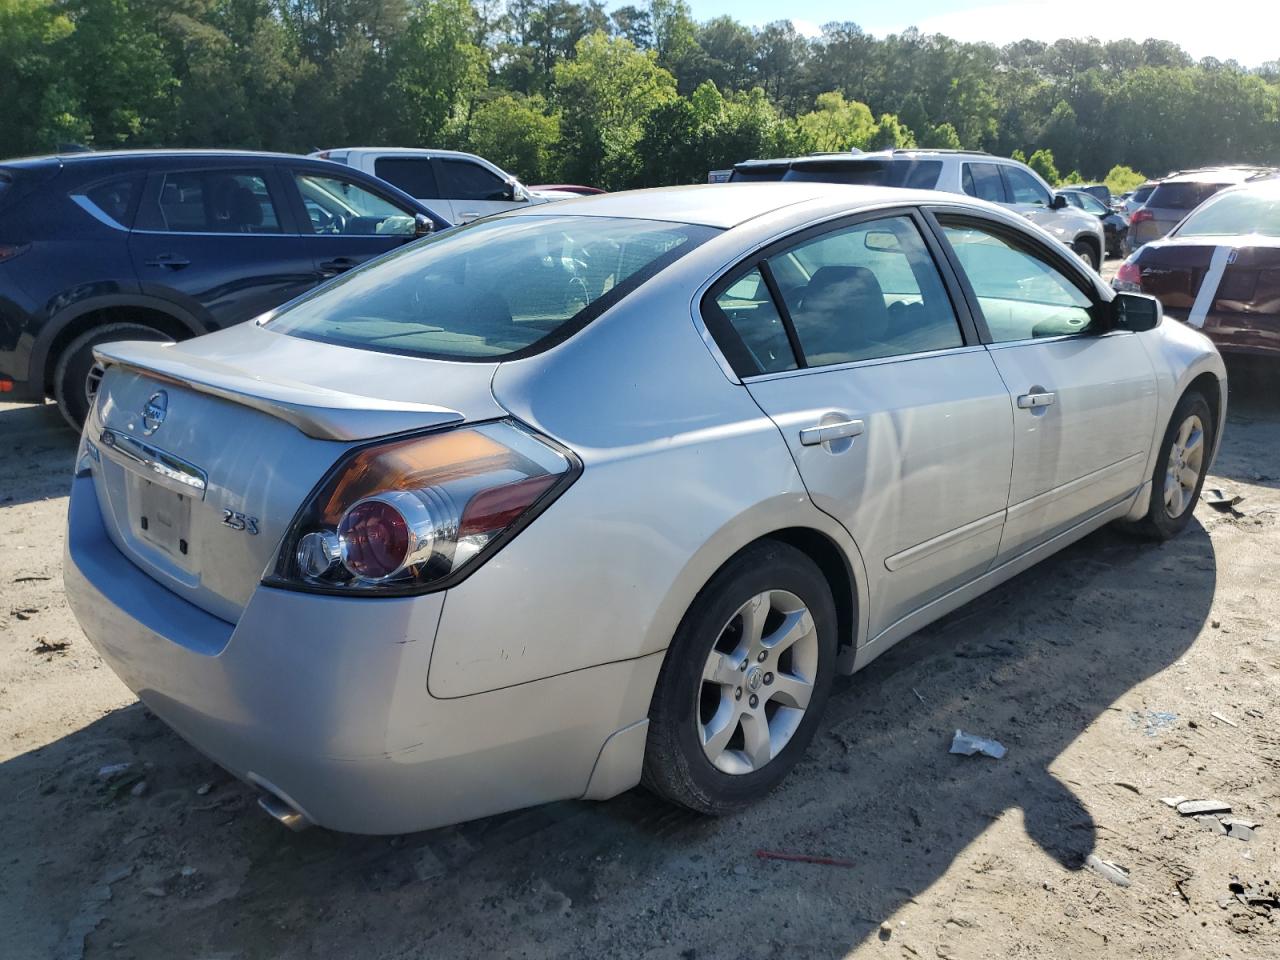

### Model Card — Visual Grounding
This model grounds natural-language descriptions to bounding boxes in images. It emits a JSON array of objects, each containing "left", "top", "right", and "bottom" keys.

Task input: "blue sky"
[{"left": 680, "top": 0, "right": 1275, "bottom": 66}]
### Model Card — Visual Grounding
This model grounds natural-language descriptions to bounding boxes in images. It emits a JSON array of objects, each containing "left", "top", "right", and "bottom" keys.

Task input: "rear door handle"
[
  {"left": 1016, "top": 391, "right": 1056, "bottom": 409},
  {"left": 800, "top": 419, "right": 864, "bottom": 446},
  {"left": 144, "top": 254, "right": 190, "bottom": 269}
]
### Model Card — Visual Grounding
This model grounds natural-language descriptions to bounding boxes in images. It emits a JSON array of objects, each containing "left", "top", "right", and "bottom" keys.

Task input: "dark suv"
[{"left": 0, "top": 150, "right": 448, "bottom": 426}]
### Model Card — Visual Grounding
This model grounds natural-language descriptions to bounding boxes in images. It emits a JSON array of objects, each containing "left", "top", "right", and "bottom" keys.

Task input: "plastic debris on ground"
[{"left": 949, "top": 729, "right": 1007, "bottom": 759}]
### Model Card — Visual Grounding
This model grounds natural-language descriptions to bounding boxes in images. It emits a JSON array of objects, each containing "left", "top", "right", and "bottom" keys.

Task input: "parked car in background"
[
  {"left": 1059, "top": 187, "right": 1128, "bottom": 257},
  {"left": 1125, "top": 167, "right": 1277, "bottom": 253},
  {"left": 1118, "top": 181, "right": 1158, "bottom": 219},
  {"left": 725, "top": 150, "right": 1106, "bottom": 268},
  {"left": 1068, "top": 183, "right": 1112, "bottom": 208},
  {"left": 1115, "top": 178, "right": 1280, "bottom": 359},
  {"left": 65, "top": 182, "right": 1223, "bottom": 834},
  {"left": 528, "top": 184, "right": 605, "bottom": 196},
  {"left": 0, "top": 149, "right": 446, "bottom": 427},
  {"left": 313, "top": 147, "right": 575, "bottom": 223}
]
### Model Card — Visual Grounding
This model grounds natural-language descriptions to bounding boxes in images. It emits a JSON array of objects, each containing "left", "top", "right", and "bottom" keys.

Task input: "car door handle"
[
  {"left": 318, "top": 257, "right": 359, "bottom": 276},
  {"left": 800, "top": 419, "right": 864, "bottom": 446},
  {"left": 1016, "top": 391, "right": 1057, "bottom": 409},
  {"left": 144, "top": 254, "right": 190, "bottom": 269}
]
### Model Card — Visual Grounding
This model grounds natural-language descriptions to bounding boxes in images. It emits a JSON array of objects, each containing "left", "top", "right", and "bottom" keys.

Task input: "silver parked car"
[{"left": 65, "top": 184, "right": 1226, "bottom": 834}]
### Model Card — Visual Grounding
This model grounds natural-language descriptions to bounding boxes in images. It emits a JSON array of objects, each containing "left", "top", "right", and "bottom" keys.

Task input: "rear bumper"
[{"left": 63, "top": 475, "right": 657, "bottom": 833}]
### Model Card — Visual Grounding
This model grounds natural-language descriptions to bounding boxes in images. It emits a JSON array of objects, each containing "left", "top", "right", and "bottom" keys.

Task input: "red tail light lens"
[
  {"left": 1113, "top": 259, "right": 1143, "bottom": 292},
  {"left": 269, "top": 420, "right": 580, "bottom": 595},
  {"left": 1130, "top": 209, "right": 1154, "bottom": 225}
]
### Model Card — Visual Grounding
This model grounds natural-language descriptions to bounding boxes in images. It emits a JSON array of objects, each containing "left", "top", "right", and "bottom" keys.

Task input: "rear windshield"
[
  {"left": 1132, "top": 184, "right": 1155, "bottom": 203},
  {"left": 1148, "top": 181, "right": 1230, "bottom": 211},
  {"left": 730, "top": 164, "right": 789, "bottom": 183},
  {"left": 268, "top": 215, "right": 716, "bottom": 360},
  {"left": 1176, "top": 190, "right": 1280, "bottom": 239},
  {"left": 782, "top": 159, "right": 942, "bottom": 190}
]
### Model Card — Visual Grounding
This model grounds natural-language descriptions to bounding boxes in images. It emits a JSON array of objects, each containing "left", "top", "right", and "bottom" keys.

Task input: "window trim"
[
  {"left": 923, "top": 208, "right": 1107, "bottom": 346},
  {"left": 699, "top": 205, "right": 983, "bottom": 380}
]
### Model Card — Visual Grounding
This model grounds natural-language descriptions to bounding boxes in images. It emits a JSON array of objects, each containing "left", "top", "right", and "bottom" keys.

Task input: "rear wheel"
[
  {"left": 642, "top": 540, "right": 837, "bottom": 814},
  {"left": 1072, "top": 239, "right": 1100, "bottom": 271},
  {"left": 1124, "top": 390, "right": 1214, "bottom": 540},
  {"left": 53, "top": 323, "right": 174, "bottom": 431}
]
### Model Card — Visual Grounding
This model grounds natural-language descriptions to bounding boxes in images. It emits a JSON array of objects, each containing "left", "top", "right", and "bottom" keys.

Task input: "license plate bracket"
[{"left": 131, "top": 475, "right": 193, "bottom": 562}]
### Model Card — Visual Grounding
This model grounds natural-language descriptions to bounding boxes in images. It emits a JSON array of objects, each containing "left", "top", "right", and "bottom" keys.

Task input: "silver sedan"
[{"left": 64, "top": 184, "right": 1226, "bottom": 833}]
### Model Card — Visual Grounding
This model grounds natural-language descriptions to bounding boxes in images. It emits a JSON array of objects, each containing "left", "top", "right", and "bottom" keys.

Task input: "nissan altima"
[{"left": 64, "top": 184, "right": 1226, "bottom": 834}]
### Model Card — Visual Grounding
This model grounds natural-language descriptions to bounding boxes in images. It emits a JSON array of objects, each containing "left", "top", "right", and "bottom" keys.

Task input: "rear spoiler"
[{"left": 93, "top": 340, "right": 464, "bottom": 442}]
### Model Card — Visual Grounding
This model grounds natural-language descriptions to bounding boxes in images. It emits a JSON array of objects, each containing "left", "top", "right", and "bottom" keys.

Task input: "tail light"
[
  {"left": 0, "top": 243, "right": 29, "bottom": 263},
  {"left": 268, "top": 420, "right": 580, "bottom": 595},
  {"left": 1113, "top": 259, "right": 1143, "bottom": 292},
  {"left": 1130, "top": 208, "right": 1154, "bottom": 225}
]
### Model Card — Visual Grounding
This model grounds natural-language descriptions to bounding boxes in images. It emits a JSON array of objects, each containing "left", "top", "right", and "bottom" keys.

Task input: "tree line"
[{"left": 5, "top": 0, "right": 1280, "bottom": 193}]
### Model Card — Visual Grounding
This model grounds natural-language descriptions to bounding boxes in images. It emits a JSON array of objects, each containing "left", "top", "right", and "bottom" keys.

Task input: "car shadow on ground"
[
  {"left": 1213, "top": 356, "right": 1280, "bottom": 492},
  {"left": 1, "top": 514, "right": 1217, "bottom": 958}
]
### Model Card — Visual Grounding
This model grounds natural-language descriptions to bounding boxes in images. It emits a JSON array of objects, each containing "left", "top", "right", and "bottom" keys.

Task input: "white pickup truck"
[{"left": 310, "top": 148, "right": 576, "bottom": 224}]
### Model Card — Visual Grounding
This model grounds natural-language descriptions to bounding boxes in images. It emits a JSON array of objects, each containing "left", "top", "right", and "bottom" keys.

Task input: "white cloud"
[
  {"left": 791, "top": 18, "right": 823, "bottom": 38},
  {"left": 863, "top": 0, "right": 1278, "bottom": 67}
]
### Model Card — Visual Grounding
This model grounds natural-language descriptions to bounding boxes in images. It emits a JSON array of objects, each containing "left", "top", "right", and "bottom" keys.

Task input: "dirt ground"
[{"left": 2, "top": 355, "right": 1278, "bottom": 960}]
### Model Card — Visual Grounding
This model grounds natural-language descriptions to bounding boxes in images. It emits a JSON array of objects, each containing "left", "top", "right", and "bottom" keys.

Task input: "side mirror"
[
  {"left": 413, "top": 213, "right": 433, "bottom": 238},
  {"left": 1110, "top": 292, "right": 1162, "bottom": 332},
  {"left": 1050, "top": 194, "right": 1068, "bottom": 210}
]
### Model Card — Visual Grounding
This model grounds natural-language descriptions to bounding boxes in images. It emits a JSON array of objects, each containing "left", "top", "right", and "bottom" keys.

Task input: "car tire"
[
  {"left": 642, "top": 540, "right": 838, "bottom": 815},
  {"left": 1122, "top": 390, "right": 1215, "bottom": 541},
  {"left": 53, "top": 323, "right": 174, "bottom": 431},
  {"left": 1072, "top": 239, "right": 1100, "bottom": 271}
]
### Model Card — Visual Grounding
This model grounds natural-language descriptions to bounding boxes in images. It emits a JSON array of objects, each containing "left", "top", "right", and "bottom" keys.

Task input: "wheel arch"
[
  {"left": 1185, "top": 369, "right": 1224, "bottom": 464},
  {"left": 33, "top": 296, "right": 204, "bottom": 395}
]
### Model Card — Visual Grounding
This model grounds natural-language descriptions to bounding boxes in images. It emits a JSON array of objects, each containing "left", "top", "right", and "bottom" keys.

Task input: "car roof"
[
  {"left": 318, "top": 147, "right": 481, "bottom": 160},
  {"left": 1159, "top": 167, "right": 1276, "bottom": 185},
  {"left": 2, "top": 149, "right": 314, "bottom": 166},
  {"left": 504, "top": 182, "right": 951, "bottom": 229}
]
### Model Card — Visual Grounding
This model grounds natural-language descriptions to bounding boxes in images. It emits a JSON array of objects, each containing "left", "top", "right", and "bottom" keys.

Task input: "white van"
[{"left": 310, "top": 148, "right": 575, "bottom": 224}]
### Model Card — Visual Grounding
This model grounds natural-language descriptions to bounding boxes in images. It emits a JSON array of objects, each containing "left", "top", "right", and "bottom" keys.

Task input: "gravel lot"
[{"left": 2, "top": 346, "right": 1277, "bottom": 960}]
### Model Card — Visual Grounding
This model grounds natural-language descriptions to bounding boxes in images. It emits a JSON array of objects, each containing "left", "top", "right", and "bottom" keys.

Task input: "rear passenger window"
[
  {"left": 712, "top": 268, "right": 797, "bottom": 374},
  {"left": 962, "top": 163, "right": 1006, "bottom": 203},
  {"left": 769, "top": 216, "right": 963, "bottom": 366},
  {"left": 374, "top": 158, "right": 440, "bottom": 199},
  {"left": 143, "top": 171, "right": 282, "bottom": 233}
]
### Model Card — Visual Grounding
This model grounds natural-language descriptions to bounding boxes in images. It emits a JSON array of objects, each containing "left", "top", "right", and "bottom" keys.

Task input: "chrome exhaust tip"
[{"left": 257, "top": 791, "right": 312, "bottom": 832}]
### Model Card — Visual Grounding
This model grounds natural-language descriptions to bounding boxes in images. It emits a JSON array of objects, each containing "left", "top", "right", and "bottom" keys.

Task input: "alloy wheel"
[
  {"left": 1164, "top": 413, "right": 1205, "bottom": 519},
  {"left": 697, "top": 589, "right": 819, "bottom": 775}
]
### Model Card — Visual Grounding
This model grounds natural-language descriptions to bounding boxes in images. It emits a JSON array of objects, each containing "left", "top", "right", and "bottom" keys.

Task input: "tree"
[
  {"left": 795, "top": 91, "right": 874, "bottom": 152},
  {"left": 463, "top": 93, "right": 559, "bottom": 181},
  {"left": 553, "top": 30, "right": 676, "bottom": 188},
  {"left": 1103, "top": 164, "right": 1148, "bottom": 195},
  {"left": 921, "top": 121, "right": 962, "bottom": 150},
  {"left": 868, "top": 113, "right": 916, "bottom": 150},
  {"left": 1027, "top": 148, "right": 1059, "bottom": 184},
  {"left": 386, "top": 0, "right": 488, "bottom": 145}
]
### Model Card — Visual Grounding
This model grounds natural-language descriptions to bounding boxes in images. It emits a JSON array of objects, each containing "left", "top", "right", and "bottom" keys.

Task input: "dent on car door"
[
  {"left": 935, "top": 215, "right": 1158, "bottom": 559},
  {"left": 707, "top": 211, "right": 1015, "bottom": 639},
  {"left": 288, "top": 170, "right": 421, "bottom": 278}
]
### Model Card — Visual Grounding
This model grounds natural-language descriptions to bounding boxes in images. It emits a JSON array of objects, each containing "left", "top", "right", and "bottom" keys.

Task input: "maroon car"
[{"left": 1115, "top": 179, "right": 1280, "bottom": 358}]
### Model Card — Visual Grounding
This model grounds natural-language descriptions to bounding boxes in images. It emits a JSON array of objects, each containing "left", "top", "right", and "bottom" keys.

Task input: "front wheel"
[
  {"left": 642, "top": 540, "right": 838, "bottom": 814},
  {"left": 1124, "top": 390, "right": 1214, "bottom": 540},
  {"left": 1072, "top": 239, "right": 1100, "bottom": 271}
]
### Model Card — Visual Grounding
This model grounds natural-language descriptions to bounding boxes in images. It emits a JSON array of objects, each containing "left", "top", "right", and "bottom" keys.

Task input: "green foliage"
[
  {"left": 1060, "top": 169, "right": 1085, "bottom": 185},
  {"left": 0, "top": 3, "right": 1276, "bottom": 192},
  {"left": 1027, "top": 148, "right": 1059, "bottom": 184},
  {"left": 795, "top": 91, "right": 875, "bottom": 152},
  {"left": 1104, "top": 164, "right": 1149, "bottom": 195},
  {"left": 463, "top": 94, "right": 558, "bottom": 182},
  {"left": 868, "top": 113, "right": 916, "bottom": 150}
]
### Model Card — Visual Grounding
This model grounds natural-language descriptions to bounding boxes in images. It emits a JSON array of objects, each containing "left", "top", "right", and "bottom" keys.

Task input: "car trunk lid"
[
  {"left": 87, "top": 322, "right": 506, "bottom": 622},
  {"left": 1138, "top": 238, "right": 1280, "bottom": 328}
]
